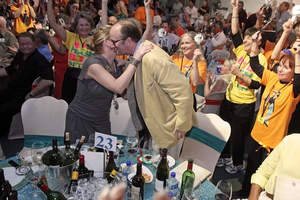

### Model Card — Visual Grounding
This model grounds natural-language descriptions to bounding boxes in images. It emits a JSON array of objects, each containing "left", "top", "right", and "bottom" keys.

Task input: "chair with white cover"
[
  {"left": 21, "top": 96, "right": 68, "bottom": 137},
  {"left": 110, "top": 97, "right": 136, "bottom": 136},
  {"left": 179, "top": 112, "right": 231, "bottom": 174}
]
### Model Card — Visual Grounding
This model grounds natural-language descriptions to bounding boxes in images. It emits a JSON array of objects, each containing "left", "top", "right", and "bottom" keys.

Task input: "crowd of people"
[{"left": 1, "top": 0, "right": 300, "bottom": 199}]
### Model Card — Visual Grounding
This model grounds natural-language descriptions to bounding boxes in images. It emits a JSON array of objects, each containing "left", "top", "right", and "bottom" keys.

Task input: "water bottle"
[
  {"left": 123, "top": 161, "right": 132, "bottom": 177},
  {"left": 167, "top": 172, "right": 179, "bottom": 198},
  {"left": 168, "top": 191, "right": 176, "bottom": 200}
]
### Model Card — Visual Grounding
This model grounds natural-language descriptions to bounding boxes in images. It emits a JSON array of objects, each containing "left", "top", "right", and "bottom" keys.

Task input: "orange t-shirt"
[
  {"left": 251, "top": 69, "right": 300, "bottom": 149},
  {"left": 171, "top": 55, "right": 206, "bottom": 93},
  {"left": 11, "top": 4, "right": 34, "bottom": 34},
  {"left": 134, "top": 6, "right": 154, "bottom": 25}
]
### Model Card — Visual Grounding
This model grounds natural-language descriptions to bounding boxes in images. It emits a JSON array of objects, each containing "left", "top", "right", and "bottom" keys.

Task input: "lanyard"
[{"left": 180, "top": 56, "right": 193, "bottom": 79}]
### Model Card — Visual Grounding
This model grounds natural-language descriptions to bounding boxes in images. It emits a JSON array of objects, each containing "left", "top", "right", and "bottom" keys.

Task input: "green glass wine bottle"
[
  {"left": 42, "top": 138, "right": 63, "bottom": 166},
  {"left": 155, "top": 148, "right": 169, "bottom": 191},
  {"left": 67, "top": 169, "right": 78, "bottom": 194},
  {"left": 105, "top": 151, "right": 116, "bottom": 178},
  {"left": 179, "top": 159, "right": 195, "bottom": 199},
  {"left": 38, "top": 182, "right": 66, "bottom": 200},
  {"left": 73, "top": 136, "right": 86, "bottom": 158},
  {"left": 62, "top": 132, "right": 77, "bottom": 166},
  {"left": 131, "top": 163, "right": 145, "bottom": 200}
]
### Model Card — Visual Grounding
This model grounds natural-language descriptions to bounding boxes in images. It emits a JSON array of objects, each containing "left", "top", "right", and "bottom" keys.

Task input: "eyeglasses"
[{"left": 109, "top": 38, "right": 124, "bottom": 46}]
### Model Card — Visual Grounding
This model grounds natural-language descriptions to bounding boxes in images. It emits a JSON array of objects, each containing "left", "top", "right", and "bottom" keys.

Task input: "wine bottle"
[
  {"left": 73, "top": 136, "right": 86, "bottom": 158},
  {"left": 42, "top": 138, "right": 63, "bottom": 166},
  {"left": 78, "top": 154, "right": 90, "bottom": 179},
  {"left": 179, "top": 159, "right": 195, "bottom": 199},
  {"left": 67, "top": 169, "right": 78, "bottom": 194},
  {"left": 131, "top": 163, "right": 144, "bottom": 200},
  {"left": 107, "top": 169, "right": 118, "bottom": 184},
  {"left": 62, "top": 132, "right": 76, "bottom": 166},
  {"left": 155, "top": 148, "right": 169, "bottom": 191},
  {"left": 0, "top": 180, "right": 11, "bottom": 200},
  {"left": 38, "top": 181, "right": 66, "bottom": 200},
  {"left": 105, "top": 151, "right": 116, "bottom": 178}
]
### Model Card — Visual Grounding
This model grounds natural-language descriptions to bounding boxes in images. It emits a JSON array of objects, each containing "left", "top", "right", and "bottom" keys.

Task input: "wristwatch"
[{"left": 129, "top": 57, "right": 141, "bottom": 67}]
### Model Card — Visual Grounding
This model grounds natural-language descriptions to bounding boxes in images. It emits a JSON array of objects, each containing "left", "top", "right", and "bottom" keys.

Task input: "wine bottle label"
[
  {"left": 155, "top": 179, "right": 164, "bottom": 191},
  {"left": 131, "top": 185, "right": 141, "bottom": 200},
  {"left": 71, "top": 171, "right": 79, "bottom": 180}
]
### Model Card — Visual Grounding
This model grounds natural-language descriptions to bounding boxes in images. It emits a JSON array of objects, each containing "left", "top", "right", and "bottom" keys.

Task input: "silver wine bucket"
[{"left": 44, "top": 162, "right": 76, "bottom": 192}]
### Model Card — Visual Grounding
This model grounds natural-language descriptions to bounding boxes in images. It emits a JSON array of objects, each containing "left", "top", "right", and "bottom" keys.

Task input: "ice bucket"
[{"left": 44, "top": 162, "right": 76, "bottom": 193}]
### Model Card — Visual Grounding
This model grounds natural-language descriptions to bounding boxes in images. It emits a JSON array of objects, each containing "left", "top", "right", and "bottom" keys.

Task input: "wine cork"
[
  {"left": 80, "top": 136, "right": 86, "bottom": 143},
  {"left": 65, "top": 132, "right": 70, "bottom": 141}
]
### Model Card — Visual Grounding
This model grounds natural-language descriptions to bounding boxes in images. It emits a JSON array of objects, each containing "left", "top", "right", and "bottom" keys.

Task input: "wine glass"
[
  {"left": 126, "top": 136, "right": 138, "bottom": 154},
  {"left": 31, "top": 141, "right": 46, "bottom": 172},
  {"left": 214, "top": 180, "right": 232, "bottom": 200}
]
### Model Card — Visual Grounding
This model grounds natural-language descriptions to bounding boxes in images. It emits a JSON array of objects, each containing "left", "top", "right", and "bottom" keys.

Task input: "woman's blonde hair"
[
  {"left": 87, "top": 25, "right": 112, "bottom": 54},
  {"left": 172, "top": 31, "right": 198, "bottom": 57}
]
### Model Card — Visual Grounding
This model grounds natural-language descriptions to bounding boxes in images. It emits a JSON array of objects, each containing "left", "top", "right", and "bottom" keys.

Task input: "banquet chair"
[
  {"left": 201, "top": 91, "right": 226, "bottom": 115},
  {"left": 21, "top": 96, "right": 68, "bottom": 138},
  {"left": 8, "top": 77, "right": 53, "bottom": 140},
  {"left": 110, "top": 97, "right": 136, "bottom": 136},
  {"left": 179, "top": 112, "right": 231, "bottom": 174}
]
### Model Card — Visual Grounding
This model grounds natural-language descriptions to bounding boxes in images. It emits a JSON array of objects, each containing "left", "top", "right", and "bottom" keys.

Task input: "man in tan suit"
[{"left": 109, "top": 20, "right": 194, "bottom": 158}]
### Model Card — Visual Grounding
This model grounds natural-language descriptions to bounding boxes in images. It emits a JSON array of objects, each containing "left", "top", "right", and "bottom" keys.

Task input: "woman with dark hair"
[
  {"left": 48, "top": 0, "right": 95, "bottom": 104},
  {"left": 64, "top": 0, "right": 80, "bottom": 26}
]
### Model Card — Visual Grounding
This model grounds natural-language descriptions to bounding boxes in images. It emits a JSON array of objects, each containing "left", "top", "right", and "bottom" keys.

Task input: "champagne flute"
[{"left": 214, "top": 180, "right": 232, "bottom": 200}]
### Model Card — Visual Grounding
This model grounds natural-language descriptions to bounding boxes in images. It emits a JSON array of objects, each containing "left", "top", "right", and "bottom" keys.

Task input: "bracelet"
[{"left": 129, "top": 57, "right": 141, "bottom": 67}]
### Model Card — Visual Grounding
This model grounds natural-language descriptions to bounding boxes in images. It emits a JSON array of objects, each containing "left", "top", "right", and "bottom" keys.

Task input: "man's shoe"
[
  {"left": 225, "top": 163, "right": 245, "bottom": 174},
  {"left": 216, "top": 157, "right": 232, "bottom": 167}
]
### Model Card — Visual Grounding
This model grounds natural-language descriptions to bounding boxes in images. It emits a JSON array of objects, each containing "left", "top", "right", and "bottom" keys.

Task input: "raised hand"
[
  {"left": 144, "top": 0, "right": 151, "bottom": 8},
  {"left": 231, "top": 0, "right": 238, "bottom": 8},
  {"left": 283, "top": 19, "right": 293, "bottom": 34},
  {"left": 230, "top": 64, "right": 241, "bottom": 76},
  {"left": 293, "top": 39, "right": 300, "bottom": 54},
  {"left": 193, "top": 48, "right": 204, "bottom": 62}
]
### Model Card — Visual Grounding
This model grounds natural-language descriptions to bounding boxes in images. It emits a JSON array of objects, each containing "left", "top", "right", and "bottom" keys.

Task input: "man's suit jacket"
[{"left": 134, "top": 40, "right": 194, "bottom": 148}]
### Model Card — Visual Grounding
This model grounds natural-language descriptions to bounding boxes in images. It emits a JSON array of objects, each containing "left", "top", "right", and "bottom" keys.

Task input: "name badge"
[{"left": 94, "top": 132, "right": 117, "bottom": 152}]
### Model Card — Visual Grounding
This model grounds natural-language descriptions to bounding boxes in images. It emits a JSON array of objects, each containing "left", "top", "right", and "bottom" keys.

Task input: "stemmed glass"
[
  {"left": 31, "top": 141, "right": 46, "bottom": 172},
  {"left": 126, "top": 136, "right": 138, "bottom": 154},
  {"left": 214, "top": 180, "right": 232, "bottom": 200}
]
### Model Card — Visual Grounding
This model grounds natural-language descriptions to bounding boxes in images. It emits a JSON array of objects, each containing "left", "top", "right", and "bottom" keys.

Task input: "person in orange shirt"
[
  {"left": 171, "top": 31, "right": 207, "bottom": 111},
  {"left": 134, "top": 0, "right": 154, "bottom": 27},
  {"left": 10, "top": 0, "right": 36, "bottom": 35},
  {"left": 240, "top": 23, "right": 300, "bottom": 198}
]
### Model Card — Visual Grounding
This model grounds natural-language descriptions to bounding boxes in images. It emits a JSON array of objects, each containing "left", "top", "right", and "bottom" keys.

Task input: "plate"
[
  {"left": 128, "top": 164, "right": 153, "bottom": 183},
  {"left": 152, "top": 155, "right": 176, "bottom": 168},
  {"left": 3, "top": 167, "right": 26, "bottom": 187},
  {"left": 137, "top": 154, "right": 153, "bottom": 165}
]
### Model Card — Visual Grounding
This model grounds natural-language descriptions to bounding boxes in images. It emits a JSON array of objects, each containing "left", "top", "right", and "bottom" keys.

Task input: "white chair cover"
[
  {"left": 110, "top": 97, "right": 136, "bottom": 136},
  {"left": 179, "top": 112, "right": 231, "bottom": 174},
  {"left": 21, "top": 96, "right": 68, "bottom": 137}
]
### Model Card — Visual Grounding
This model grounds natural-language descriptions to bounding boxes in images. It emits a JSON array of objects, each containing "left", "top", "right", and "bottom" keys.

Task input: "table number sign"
[{"left": 94, "top": 132, "right": 117, "bottom": 152}]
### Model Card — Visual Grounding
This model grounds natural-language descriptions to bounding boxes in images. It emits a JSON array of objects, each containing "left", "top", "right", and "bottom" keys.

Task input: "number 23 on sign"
[{"left": 94, "top": 132, "right": 117, "bottom": 152}]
